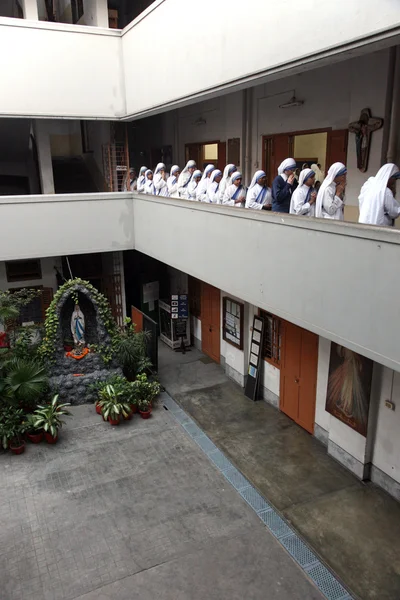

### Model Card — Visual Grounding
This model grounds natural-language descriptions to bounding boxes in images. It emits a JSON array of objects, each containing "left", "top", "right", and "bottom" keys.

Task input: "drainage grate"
[
  {"left": 163, "top": 395, "right": 354, "bottom": 600},
  {"left": 194, "top": 435, "right": 218, "bottom": 454},
  {"left": 222, "top": 466, "right": 251, "bottom": 491},
  {"left": 280, "top": 534, "right": 319, "bottom": 569},
  {"left": 305, "top": 563, "right": 351, "bottom": 600},
  {"left": 240, "top": 486, "right": 272, "bottom": 513},
  {"left": 258, "top": 509, "right": 293, "bottom": 539}
]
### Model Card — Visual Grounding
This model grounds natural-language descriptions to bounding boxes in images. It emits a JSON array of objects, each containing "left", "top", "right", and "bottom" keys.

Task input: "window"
[
  {"left": 223, "top": 297, "right": 244, "bottom": 350},
  {"left": 188, "top": 276, "right": 201, "bottom": 319},
  {"left": 6, "top": 259, "right": 42, "bottom": 283},
  {"left": 260, "top": 310, "right": 282, "bottom": 367}
]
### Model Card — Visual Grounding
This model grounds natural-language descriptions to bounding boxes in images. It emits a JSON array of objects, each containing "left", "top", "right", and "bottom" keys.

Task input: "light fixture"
[
  {"left": 279, "top": 95, "right": 304, "bottom": 109},
  {"left": 194, "top": 117, "right": 206, "bottom": 126}
]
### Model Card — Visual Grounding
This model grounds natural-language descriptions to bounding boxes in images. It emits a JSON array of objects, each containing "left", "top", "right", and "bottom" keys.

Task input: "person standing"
[
  {"left": 177, "top": 160, "right": 196, "bottom": 197},
  {"left": 358, "top": 163, "right": 400, "bottom": 226},
  {"left": 223, "top": 172, "right": 246, "bottom": 207},
  {"left": 206, "top": 170, "right": 222, "bottom": 203},
  {"left": 245, "top": 170, "right": 272, "bottom": 210},
  {"left": 289, "top": 168, "right": 317, "bottom": 216},
  {"left": 219, "top": 164, "right": 237, "bottom": 203},
  {"left": 271, "top": 158, "right": 298, "bottom": 213},
  {"left": 136, "top": 166, "right": 147, "bottom": 193},
  {"left": 144, "top": 170, "right": 156, "bottom": 195},
  {"left": 196, "top": 164, "right": 215, "bottom": 202},
  {"left": 124, "top": 168, "right": 137, "bottom": 191},
  {"left": 315, "top": 162, "right": 347, "bottom": 220},
  {"left": 167, "top": 165, "right": 180, "bottom": 197},
  {"left": 187, "top": 170, "right": 202, "bottom": 200},
  {"left": 154, "top": 163, "right": 169, "bottom": 196}
]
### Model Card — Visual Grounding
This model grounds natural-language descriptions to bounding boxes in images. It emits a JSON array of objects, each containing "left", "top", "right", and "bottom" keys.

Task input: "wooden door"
[
  {"left": 263, "top": 134, "right": 294, "bottom": 186},
  {"left": 326, "top": 130, "right": 348, "bottom": 175},
  {"left": 217, "top": 142, "right": 227, "bottom": 172},
  {"left": 280, "top": 321, "right": 318, "bottom": 434},
  {"left": 201, "top": 283, "right": 220, "bottom": 363},
  {"left": 185, "top": 143, "right": 201, "bottom": 168}
]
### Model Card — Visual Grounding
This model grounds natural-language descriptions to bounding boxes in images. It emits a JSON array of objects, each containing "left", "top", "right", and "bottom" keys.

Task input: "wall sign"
[{"left": 223, "top": 297, "right": 244, "bottom": 350}]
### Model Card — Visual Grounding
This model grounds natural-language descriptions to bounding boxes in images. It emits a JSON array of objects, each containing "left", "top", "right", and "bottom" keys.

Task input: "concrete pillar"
[
  {"left": 34, "top": 120, "right": 55, "bottom": 195},
  {"left": 84, "top": 0, "right": 109, "bottom": 28},
  {"left": 21, "top": 0, "right": 39, "bottom": 20}
]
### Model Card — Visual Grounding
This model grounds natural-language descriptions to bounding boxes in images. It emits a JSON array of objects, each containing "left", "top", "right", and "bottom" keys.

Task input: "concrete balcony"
[{"left": 2, "top": 191, "right": 400, "bottom": 372}]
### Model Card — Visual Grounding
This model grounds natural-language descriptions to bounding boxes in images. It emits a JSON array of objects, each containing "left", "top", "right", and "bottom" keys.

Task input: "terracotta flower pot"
[
  {"left": 139, "top": 407, "right": 152, "bottom": 419},
  {"left": 10, "top": 440, "right": 25, "bottom": 455},
  {"left": 109, "top": 416, "right": 120, "bottom": 426},
  {"left": 95, "top": 403, "right": 102, "bottom": 415},
  {"left": 44, "top": 432, "right": 58, "bottom": 444},
  {"left": 130, "top": 404, "right": 138, "bottom": 414},
  {"left": 124, "top": 411, "right": 133, "bottom": 421},
  {"left": 27, "top": 431, "right": 43, "bottom": 444}
]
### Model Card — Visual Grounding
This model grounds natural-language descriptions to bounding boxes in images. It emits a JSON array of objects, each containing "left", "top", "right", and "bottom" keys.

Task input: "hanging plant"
[{"left": 38, "top": 278, "right": 118, "bottom": 364}]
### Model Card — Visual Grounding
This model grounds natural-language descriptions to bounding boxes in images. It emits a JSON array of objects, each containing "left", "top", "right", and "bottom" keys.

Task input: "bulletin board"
[
  {"left": 244, "top": 315, "right": 265, "bottom": 401},
  {"left": 223, "top": 297, "right": 244, "bottom": 350}
]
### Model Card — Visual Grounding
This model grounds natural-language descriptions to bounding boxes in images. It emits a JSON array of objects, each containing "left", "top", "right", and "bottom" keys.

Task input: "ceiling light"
[{"left": 279, "top": 96, "right": 304, "bottom": 109}]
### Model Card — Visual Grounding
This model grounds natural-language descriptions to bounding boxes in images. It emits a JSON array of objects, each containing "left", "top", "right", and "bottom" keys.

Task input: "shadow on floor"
[{"left": 158, "top": 343, "right": 400, "bottom": 600}]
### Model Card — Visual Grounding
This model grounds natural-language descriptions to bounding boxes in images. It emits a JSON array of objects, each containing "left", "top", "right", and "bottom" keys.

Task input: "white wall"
[
  {"left": 373, "top": 367, "right": 400, "bottom": 485},
  {"left": 0, "top": 192, "right": 134, "bottom": 260},
  {"left": 0, "top": 19, "right": 124, "bottom": 119}
]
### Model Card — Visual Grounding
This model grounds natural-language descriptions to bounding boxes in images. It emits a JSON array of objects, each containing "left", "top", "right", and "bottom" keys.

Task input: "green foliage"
[
  {"left": 98, "top": 384, "right": 131, "bottom": 421},
  {"left": 0, "top": 406, "right": 25, "bottom": 449},
  {"left": 5, "top": 359, "right": 47, "bottom": 408},
  {"left": 90, "top": 375, "right": 135, "bottom": 405},
  {"left": 131, "top": 373, "right": 161, "bottom": 411},
  {"left": 112, "top": 318, "right": 152, "bottom": 380},
  {"left": 39, "top": 278, "right": 117, "bottom": 364},
  {"left": 11, "top": 326, "right": 44, "bottom": 359},
  {"left": 33, "top": 394, "right": 72, "bottom": 438},
  {"left": 0, "top": 288, "right": 41, "bottom": 328},
  {"left": 24, "top": 413, "right": 41, "bottom": 434}
]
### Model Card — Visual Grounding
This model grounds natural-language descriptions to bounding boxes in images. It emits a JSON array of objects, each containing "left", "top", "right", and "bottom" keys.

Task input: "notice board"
[{"left": 244, "top": 315, "right": 265, "bottom": 401}]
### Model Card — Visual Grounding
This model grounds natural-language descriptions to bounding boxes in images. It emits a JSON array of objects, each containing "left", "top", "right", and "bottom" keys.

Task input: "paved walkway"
[
  {"left": 158, "top": 344, "right": 400, "bottom": 600},
  {"left": 1, "top": 400, "right": 324, "bottom": 600}
]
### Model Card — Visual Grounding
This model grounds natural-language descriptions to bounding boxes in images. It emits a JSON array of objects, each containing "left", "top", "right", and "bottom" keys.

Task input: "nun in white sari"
[
  {"left": 315, "top": 162, "right": 347, "bottom": 220},
  {"left": 223, "top": 172, "right": 246, "bottom": 207},
  {"left": 196, "top": 164, "right": 215, "bottom": 202},
  {"left": 358, "top": 163, "right": 400, "bottom": 226},
  {"left": 218, "top": 164, "right": 237, "bottom": 202},
  {"left": 137, "top": 166, "right": 147, "bottom": 193},
  {"left": 153, "top": 163, "right": 169, "bottom": 197},
  {"left": 206, "top": 170, "right": 222, "bottom": 203},
  {"left": 177, "top": 160, "right": 196, "bottom": 198},
  {"left": 245, "top": 170, "right": 272, "bottom": 210},
  {"left": 289, "top": 169, "right": 317, "bottom": 216},
  {"left": 187, "top": 170, "right": 202, "bottom": 200},
  {"left": 144, "top": 170, "right": 156, "bottom": 195},
  {"left": 167, "top": 165, "right": 180, "bottom": 197}
]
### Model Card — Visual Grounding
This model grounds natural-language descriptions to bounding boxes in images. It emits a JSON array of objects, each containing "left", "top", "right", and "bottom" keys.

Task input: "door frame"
[
  {"left": 279, "top": 320, "right": 318, "bottom": 434},
  {"left": 185, "top": 140, "right": 226, "bottom": 172},
  {"left": 201, "top": 282, "right": 221, "bottom": 364},
  {"left": 262, "top": 127, "right": 332, "bottom": 184}
]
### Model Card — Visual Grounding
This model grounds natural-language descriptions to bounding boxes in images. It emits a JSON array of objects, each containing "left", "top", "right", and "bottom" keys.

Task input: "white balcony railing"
[{"left": 2, "top": 190, "right": 400, "bottom": 372}]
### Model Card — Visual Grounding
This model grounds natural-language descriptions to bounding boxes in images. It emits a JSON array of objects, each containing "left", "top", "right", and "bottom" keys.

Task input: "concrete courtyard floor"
[
  {"left": 158, "top": 344, "right": 400, "bottom": 600},
  {"left": 0, "top": 398, "right": 325, "bottom": 600}
]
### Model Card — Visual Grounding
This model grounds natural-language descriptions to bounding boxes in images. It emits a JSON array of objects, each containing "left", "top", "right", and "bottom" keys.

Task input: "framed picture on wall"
[{"left": 223, "top": 297, "right": 244, "bottom": 350}]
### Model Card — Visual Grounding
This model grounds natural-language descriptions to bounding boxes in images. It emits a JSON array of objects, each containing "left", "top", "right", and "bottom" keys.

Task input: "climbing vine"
[{"left": 39, "top": 278, "right": 118, "bottom": 364}]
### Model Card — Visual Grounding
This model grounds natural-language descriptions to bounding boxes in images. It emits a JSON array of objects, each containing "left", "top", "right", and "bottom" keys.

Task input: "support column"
[
  {"left": 34, "top": 120, "right": 55, "bottom": 195},
  {"left": 84, "top": 0, "right": 109, "bottom": 28},
  {"left": 21, "top": 0, "right": 39, "bottom": 20}
]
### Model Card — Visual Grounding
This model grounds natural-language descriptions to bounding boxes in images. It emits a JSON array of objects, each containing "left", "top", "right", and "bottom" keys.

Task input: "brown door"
[
  {"left": 263, "top": 134, "right": 294, "bottom": 186},
  {"left": 326, "top": 129, "right": 348, "bottom": 174},
  {"left": 185, "top": 143, "right": 201, "bottom": 167},
  {"left": 280, "top": 321, "right": 318, "bottom": 434},
  {"left": 201, "top": 283, "right": 220, "bottom": 363},
  {"left": 217, "top": 142, "right": 227, "bottom": 172}
]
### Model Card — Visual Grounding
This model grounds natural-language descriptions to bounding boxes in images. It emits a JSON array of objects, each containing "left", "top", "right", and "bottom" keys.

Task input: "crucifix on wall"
[{"left": 348, "top": 108, "right": 383, "bottom": 173}]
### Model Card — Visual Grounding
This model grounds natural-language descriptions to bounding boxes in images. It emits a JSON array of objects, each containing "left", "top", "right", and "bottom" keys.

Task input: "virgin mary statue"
[{"left": 71, "top": 304, "right": 85, "bottom": 347}]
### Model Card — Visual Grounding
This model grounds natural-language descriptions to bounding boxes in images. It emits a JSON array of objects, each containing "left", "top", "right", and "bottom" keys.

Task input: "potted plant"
[
  {"left": 63, "top": 338, "right": 74, "bottom": 352},
  {"left": 132, "top": 373, "right": 161, "bottom": 419},
  {"left": 0, "top": 407, "right": 26, "bottom": 454},
  {"left": 98, "top": 384, "right": 131, "bottom": 425},
  {"left": 113, "top": 318, "right": 152, "bottom": 381},
  {"left": 24, "top": 413, "right": 43, "bottom": 444},
  {"left": 33, "top": 394, "right": 72, "bottom": 444}
]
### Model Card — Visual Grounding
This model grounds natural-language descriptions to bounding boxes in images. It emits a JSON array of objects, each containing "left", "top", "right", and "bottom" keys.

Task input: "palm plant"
[
  {"left": 5, "top": 359, "right": 47, "bottom": 408},
  {"left": 34, "top": 394, "right": 71, "bottom": 439},
  {"left": 113, "top": 319, "right": 152, "bottom": 380}
]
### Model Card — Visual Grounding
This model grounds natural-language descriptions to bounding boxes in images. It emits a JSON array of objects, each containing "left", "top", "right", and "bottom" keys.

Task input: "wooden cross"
[{"left": 348, "top": 108, "right": 383, "bottom": 173}]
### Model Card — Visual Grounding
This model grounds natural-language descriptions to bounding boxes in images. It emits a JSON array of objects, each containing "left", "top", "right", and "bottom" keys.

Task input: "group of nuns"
[{"left": 133, "top": 157, "right": 400, "bottom": 227}]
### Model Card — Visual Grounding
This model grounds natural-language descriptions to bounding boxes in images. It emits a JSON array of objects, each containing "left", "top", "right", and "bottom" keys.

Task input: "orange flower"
[{"left": 66, "top": 347, "right": 90, "bottom": 360}]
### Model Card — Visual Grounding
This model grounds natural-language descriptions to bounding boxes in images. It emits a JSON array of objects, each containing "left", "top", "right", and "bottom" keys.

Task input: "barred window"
[{"left": 260, "top": 310, "right": 282, "bottom": 367}]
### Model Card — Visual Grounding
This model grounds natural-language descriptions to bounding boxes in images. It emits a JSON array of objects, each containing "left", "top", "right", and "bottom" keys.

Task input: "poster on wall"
[{"left": 325, "top": 343, "right": 373, "bottom": 437}]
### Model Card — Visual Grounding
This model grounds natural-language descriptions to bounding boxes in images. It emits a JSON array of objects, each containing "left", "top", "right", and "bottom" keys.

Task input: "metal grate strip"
[
  {"left": 208, "top": 449, "right": 234, "bottom": 472},
  {"left": 258, "top": 509, "right": 293, "bottom": 539},
  {"left": 240, "top": 486, "right": 272, "bottom": 513},
  {"left": 305, "top": 563, "right": 351, "bottom": 600},
  {"left": 222, "top": 467, "right": 251, "bottom": 491},
  {"left": 194, "top": 435, "right": 218, "bottom": 454},
  {"left": 182, "top": 421, "right": 204, "bottom": 438},
  {"left": 280, "top": 534, "right": 319, "bottom": 569}
]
